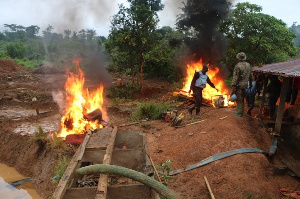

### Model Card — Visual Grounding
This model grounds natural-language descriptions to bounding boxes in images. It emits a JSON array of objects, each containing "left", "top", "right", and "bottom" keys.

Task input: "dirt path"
[{"left": 0, "top": 59, "right": 299, "bottom": 199}]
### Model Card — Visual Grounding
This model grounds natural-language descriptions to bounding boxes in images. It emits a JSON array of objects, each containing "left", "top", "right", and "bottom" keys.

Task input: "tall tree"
[
  {"left": 220, "top": 2, "right": 297, "bottom": 69},
  {"left": 42, "top": 25, "right": 54, "bottom": 43},
  {"left": 289, "top": 22, "right": 300, "bottom": 55},
  {"left": 86, "top": 29, "right": 96, "bottom": 41},
  {"left": 64, "top": 29, "right": 72, "bottom": 40},
  {"left": 106, "top": 0, "right": 164, "bottom": 89},
  {"left": 25, "top": 25, "right": 40, "bottom": 38}
]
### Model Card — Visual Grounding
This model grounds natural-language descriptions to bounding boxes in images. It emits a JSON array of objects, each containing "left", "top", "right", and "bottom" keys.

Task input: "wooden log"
[
  {"left": 52, "top": 131, "right": 92, "bottom": 199},
  {"left": 95, "top": 127, "right": 118, "bottom": 199}
]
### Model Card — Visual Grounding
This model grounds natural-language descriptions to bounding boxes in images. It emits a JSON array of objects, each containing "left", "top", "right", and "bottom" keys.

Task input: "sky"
[{"left": 0, "top": 0, "right": 299, "bottom": 37}]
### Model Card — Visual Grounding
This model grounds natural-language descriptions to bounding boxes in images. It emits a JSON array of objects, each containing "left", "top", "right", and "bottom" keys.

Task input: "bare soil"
[{"left": 0, "top": 59, "right": 299, "bottom": 199}]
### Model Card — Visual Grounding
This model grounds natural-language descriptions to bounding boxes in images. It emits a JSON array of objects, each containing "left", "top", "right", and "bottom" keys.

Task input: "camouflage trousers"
[{"left": 235, "top": 88, "right": 246, "bottom": 116}]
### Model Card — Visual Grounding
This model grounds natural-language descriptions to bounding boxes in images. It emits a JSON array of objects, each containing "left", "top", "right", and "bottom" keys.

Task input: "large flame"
[
  {"left": 182, "top": 60, "right": 234, "bottom": 107},
  {"left": 58, "top": 57, "right": 106, "bottom": 138}
]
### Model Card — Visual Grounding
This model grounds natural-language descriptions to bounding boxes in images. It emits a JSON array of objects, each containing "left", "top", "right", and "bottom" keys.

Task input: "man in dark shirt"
[{"left": 189, "top": 65, "right": 218, "bottom": 115}]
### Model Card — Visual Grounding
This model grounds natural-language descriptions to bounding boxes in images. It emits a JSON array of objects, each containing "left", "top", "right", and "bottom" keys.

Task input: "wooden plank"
[
  {"left": 64, "top": 185, "right": 152, "bottom": 199},
  {"left": 86, "top": 128, "right": 111, "bottom": 149},
  {"left": 53, "top": 131, "right": 93, "bottom": 199},
  {"left": 274, "top": 77, "right": 289, "bottom": 135},
  {"left": 77, "top": 132, "right": 92, "bottom": 161},
  {"left": 81, "top": 150, "right": 106, "bottom": 164},
  {"left": 282, "top": 159, "right": 300, "bottom": 177},
  {"left": 95, "top": 127, "right": 118, "bottom": 199},
  {"left": 259, "top": 75, "right": 268, "bottom": 119}
]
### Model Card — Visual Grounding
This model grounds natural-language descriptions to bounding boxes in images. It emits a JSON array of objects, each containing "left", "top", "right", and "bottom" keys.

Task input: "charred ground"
[{"left": 0, "top": 59, "right": 299, "bottom": 199}]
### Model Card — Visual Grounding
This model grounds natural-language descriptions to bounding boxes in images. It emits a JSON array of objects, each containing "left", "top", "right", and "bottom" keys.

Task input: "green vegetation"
[
  {"left": 107, "top": 83, "right": 141, "bottom": 99},
  {"left": 0, "top": 1, "right": 299, "bottom": 91},
  {"left": 155, "top": 159, "right": 174, "bottom": 187},
  {"left": 219, "top": 2, "right": 298, "bottom": 69},
  {"left": 30, "top": 126, "right": 48, "bottom": 144},
  {"left": 131, "top": 102, "right": 171, "bottom": 121},
  {"left": 51, "top": 156, "right": 69, "bottom": 184}
]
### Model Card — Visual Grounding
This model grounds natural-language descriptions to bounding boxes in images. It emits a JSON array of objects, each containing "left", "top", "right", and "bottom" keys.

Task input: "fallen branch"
[
  {"left": 118, "top": 120, "right": 148, "bottom": 127},
  {"left": 146, "top": 152, "right": 162, "bottom": 183},
  {"left": 204, "top": 176, "right": 215, "bottom": 199},
  {"left": 174, "top": 119, "right": 205, "bottom": 128}
]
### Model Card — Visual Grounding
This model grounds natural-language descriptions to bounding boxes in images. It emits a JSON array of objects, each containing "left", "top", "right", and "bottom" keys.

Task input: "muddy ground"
[{"left": 0, "top": 59, "right": 299, "bottom": 199}]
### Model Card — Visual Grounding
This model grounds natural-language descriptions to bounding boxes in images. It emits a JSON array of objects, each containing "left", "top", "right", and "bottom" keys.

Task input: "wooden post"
[
  {"left": 274, "top": 77, "right": 289, "bottom": 135},
  {"left": 95, "top": 127, "right": 118, "bottom": 199},
  {"left": 259, "top": 75, "right": 268, "bottom": 119}
]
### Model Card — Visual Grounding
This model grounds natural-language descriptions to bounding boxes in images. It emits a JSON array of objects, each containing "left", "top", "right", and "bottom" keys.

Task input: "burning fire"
[
  {"left": 58, "top": 57, "right": 106, "bottom": 138},
  {"left": 182, "top": 60, "right": 234, "bottom": 107}
]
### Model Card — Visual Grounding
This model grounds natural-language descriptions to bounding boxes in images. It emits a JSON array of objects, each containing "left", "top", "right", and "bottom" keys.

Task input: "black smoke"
[{"left": 176, "top": 0, "right": 233, "bottom": 64}]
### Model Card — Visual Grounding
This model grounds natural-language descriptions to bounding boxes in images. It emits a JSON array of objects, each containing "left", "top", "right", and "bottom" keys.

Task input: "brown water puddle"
[{"left": 0, "top": 163, "right": 41, "bottom": 199}]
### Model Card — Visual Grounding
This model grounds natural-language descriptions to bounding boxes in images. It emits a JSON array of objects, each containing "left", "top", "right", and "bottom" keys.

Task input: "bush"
[
  {"left": 131, "top": 102, "right": 170, "bottom": 121},
  {"left": 107, "top": 84, "right": 141, "bottom": 99},
  {"left": 6, "top": 41, "right": 26, "bottom": 58}
]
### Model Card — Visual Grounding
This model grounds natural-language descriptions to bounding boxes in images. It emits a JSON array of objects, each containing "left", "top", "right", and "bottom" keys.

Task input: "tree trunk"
[{"left": 140, "top": 52, "right": 144, "bottom": 91}]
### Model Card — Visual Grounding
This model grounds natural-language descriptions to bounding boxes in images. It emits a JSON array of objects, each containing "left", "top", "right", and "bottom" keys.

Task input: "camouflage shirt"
[{"left": 231, "top": 61, "right": 253, "bottom": 89}]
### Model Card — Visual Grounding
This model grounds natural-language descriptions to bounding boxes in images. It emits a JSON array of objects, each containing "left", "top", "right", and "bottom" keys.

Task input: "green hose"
[{"left": 76, "top": 164, "right": 180, "bottom": 199}]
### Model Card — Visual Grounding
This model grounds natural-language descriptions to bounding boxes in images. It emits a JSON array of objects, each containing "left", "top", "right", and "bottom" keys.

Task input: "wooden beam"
[
  {"left": 53, "top": 131, "right": 92, "bottom": 199},
  {"left": 259, "top": 75, "right": 268, "bottom": 119},
  {"left": 95, "top": 127, "right": 118, "bottom": 199},
  {"left": 274, "top": 77, "right": 289, "bottom": 135}
]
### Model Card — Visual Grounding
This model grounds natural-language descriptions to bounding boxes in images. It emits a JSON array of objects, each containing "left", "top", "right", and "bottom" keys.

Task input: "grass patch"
[
  {"left": 131, "top": 102, "right": 171, "bottom": 121},
  {"left": 51, "top": 156, "right": 69, "bottom": 184},
  {"left": 14, "top": 58, "right": 43, "bottom": 69},
  {"left": 30, "top": 126, "right": 48, "bottom": 144}
]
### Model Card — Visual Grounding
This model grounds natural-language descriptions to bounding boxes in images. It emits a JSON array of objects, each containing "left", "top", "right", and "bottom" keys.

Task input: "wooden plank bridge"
[{"left": 53, "top": 127, "right": 158, "bottom": 199}]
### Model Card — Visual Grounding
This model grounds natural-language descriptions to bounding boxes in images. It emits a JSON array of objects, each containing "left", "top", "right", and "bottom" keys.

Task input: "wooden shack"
[{"left": 252, "top": 58, "right": 300, "bottom": 152}]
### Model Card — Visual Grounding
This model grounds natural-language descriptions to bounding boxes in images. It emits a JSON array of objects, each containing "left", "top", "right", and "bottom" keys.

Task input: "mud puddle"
[{"left": 0, "top": 163, "right": 41, "bottom": 199}]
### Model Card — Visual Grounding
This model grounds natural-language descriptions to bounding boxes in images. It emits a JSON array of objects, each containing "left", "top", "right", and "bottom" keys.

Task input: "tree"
[
  {"left": 144, "top": 26, "right": 186, "bottom": 80},
  {"left": 25, "top": 25, "right": 40, "bottom": 39},
  {"left": 64, "top": 29, "right": 72, "bottom": 40},
  {"left": 106, "top": 0, "right": 164, "bottom": 89},
  {"left": 78, "top": 29, "right": 86, "bottom": 41},
  {"left": 42, "top": 25, "right": 54, "bottom": 43},
  {"left": 289, "top": 22, "right": 300, "bottom": 55},
  {"left": 86, "top": 29, "right": 96, "bottom": 41},
  {"left": 219, "top": 2, "right": 297, "bottom": 70}
]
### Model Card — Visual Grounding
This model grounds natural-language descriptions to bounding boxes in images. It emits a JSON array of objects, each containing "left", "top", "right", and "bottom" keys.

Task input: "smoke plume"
[{"left": 176, "top": 0, "right": 235, "bottom": 64}]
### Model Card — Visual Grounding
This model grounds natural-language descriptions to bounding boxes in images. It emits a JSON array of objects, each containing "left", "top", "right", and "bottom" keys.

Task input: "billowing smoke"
[
  {"left": 176, "top": 0, "right": 234, "bottom": 64},
  {"left": 50, "top": 0, "right": 120, "bottom": 34},
  {"left": 52, "top": 91, "right": 65, "bottom": 112}
]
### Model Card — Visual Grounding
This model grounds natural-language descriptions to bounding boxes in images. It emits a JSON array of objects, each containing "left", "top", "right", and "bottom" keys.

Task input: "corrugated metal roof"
[{"left": 252, "top": 58, "right": 300, "bottom": 77}]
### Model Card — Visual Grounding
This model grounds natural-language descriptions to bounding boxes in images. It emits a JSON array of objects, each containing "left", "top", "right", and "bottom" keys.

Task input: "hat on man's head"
[{"left": 236, "top": 52, "right": 247, "bottom": 61}]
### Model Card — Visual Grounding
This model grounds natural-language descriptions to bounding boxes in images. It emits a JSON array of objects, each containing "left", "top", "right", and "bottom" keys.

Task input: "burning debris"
[
  {"left": 57, "top": 57, "right": 108, "bottom": 139},
  {"left": 178, "top": 60, "right": 234, "bottom": 107}
]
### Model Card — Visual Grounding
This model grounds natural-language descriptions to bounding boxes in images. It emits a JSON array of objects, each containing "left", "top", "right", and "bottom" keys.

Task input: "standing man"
[
  {"left": 231, "top": 52, "right": 253, "bottom": 117},
  {"left": 189, "top": 65, "right": 219, "bottom": 115}
]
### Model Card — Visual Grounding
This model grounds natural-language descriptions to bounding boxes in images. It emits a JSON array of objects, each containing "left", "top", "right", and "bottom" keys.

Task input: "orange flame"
[
  {"left": 58, "top": 57, "right": 106, "bottom": 138},
  {"left": 182, "top": 59, "right": 234, "bottom": 107}
]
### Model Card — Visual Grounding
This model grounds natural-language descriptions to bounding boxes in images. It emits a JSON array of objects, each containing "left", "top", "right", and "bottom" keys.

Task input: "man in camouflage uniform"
[{"left": 231, "top": 52, "right": 253, "bottom": 117}]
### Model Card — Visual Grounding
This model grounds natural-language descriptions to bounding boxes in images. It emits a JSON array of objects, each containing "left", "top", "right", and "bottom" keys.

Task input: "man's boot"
[
  {"left": 196, "top": 108, "right": 200, "bottom": 115},
  {"left": 188, "top": 107, "right": 195, "bottom": 115},
  {"left": 234, "top": 104, "right": 243, "bottom": 117}
]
